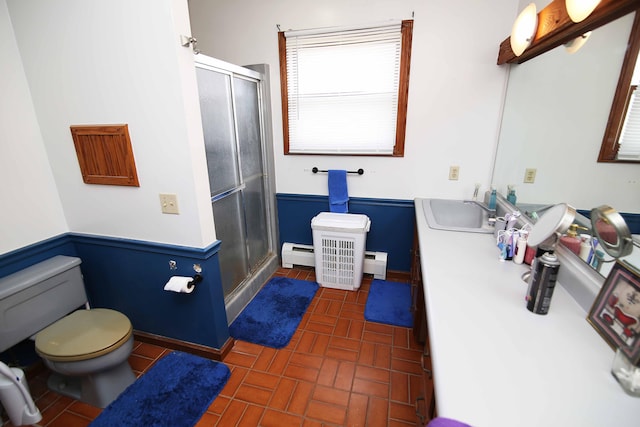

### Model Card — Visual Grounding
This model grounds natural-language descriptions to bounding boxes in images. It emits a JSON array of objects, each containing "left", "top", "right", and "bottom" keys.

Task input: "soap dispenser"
[
  {"left": 559, "top": 224, "right": 581, "bottom": 255},
  {"left": 507, "top": 185, "right": 517, "bottom": 205},
  {"left": 488, "top": 188, "right": 497, "bottom": 210}
]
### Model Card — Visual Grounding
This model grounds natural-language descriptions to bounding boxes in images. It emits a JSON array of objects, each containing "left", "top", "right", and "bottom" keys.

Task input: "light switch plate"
[{"left": 160, "top": 193, "right": 179, "bottom": 214}]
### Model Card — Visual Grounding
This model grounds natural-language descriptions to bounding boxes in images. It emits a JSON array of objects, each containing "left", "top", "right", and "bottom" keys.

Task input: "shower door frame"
[{"left": 195, "top": 55, "right": 279, "bottom": 324}]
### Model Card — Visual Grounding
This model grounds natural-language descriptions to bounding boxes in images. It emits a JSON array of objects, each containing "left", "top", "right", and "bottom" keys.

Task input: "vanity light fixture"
[
  {"left": 564, "top": 31, "right": 592, "bottom": 53},
  {"left": 510, "top": 3, "right": 539, "bottom": 57},
  {"left": 565, "top": 0, "right": 602, "bottom": 23}
]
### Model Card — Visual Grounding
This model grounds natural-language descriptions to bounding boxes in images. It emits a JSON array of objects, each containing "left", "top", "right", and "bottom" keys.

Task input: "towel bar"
[{"left": 312, "top": 167, "right": 364, "bottom": 175}]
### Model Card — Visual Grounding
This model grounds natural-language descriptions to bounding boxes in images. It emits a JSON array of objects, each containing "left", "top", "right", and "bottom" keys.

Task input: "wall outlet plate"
[
  {"left": 449, "top": 166, "right": 460, "bottom": 180},
  {"left": 524, "top": 168, "right": 537, "bottom": 183}
]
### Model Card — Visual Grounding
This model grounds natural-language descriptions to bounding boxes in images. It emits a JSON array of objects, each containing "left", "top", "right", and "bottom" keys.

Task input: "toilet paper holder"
[{"left": 188, "top": 274, "right": 203, "bottom": 290}]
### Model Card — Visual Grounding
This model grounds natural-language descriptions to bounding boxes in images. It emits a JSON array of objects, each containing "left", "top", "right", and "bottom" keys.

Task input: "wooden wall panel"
[{"left": 70, "top": 124, "right": 140, "bottom": 186}]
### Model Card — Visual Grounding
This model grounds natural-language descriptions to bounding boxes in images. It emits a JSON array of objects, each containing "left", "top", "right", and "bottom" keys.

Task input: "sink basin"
[{"left": 422, "top": 199, "right": 495, "bottom": 234}]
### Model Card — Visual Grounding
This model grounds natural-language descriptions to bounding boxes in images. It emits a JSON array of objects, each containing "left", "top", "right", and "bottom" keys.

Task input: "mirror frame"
[
  {"left": 590, "top": 205, "right": 634, "bottom": 257},
  {"left": 598, "top": 12, "right": 640, "bottom": 162}
]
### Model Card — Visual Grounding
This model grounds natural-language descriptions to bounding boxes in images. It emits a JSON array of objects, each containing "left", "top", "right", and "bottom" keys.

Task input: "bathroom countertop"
[{"left": 414, "top": 198, "right": 640, "bottom": 427}]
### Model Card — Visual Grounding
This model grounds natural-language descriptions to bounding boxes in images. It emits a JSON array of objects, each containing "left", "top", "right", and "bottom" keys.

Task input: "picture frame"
[{"left": 588, "top": 261, "right": 640, "bottom": 365}]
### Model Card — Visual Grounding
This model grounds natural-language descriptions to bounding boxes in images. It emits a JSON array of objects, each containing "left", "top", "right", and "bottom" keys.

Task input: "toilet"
[{"left": 0, "top": 256, "right": 135, "bottom": 408}]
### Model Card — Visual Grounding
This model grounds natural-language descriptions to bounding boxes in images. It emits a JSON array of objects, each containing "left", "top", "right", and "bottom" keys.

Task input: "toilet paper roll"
[{"left": 164, "top": 276, "right": 195, "bottom": 294}]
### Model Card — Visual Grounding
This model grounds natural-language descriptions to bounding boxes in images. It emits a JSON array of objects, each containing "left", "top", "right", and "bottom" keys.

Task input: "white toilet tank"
[{"left": 0, "top": 256, "right": 88, "bottom": 353}]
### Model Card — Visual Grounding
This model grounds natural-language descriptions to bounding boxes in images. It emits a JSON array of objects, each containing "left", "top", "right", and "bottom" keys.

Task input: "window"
[
  {"left": 598, "top": 12, "right": 640, "bottom": 163},
  {"left": 617, "top": 85, "right": 640, "bottom": 160},
  {"left": 278, "top": 20, "right": 413, "bottom": 156}
]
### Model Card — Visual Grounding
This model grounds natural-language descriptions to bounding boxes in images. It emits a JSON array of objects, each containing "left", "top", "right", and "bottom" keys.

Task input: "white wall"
[
  {"left": 6, "top": 0, "right": 216, "bottom": 249},
  {"left": 493, "top": 10, "right": 639, "bottom": 213},
  {"left": 0, "top": 0, "right": 68, "bottom": 254},
  {"left": 189, "top": 0, "right": 517, "bottom": 200}
]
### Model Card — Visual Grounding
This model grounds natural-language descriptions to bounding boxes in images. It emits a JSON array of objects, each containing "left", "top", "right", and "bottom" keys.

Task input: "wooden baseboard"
[
  {"left": 134, "top": 330, "right": 234, "bottom": 361},
  {"left": 384, "top": 270, "right": 411, "bottom": 282}
]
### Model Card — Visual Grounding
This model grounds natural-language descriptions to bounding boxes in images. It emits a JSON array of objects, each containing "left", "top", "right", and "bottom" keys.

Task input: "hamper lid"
[{"left": 311, "top": 212, "right": 371, "bottom": 232}]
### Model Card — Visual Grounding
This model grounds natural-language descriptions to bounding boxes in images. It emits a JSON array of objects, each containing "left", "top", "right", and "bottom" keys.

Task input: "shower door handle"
[{"left": 211, "top": 183, "right": 246, "bottom": 202}]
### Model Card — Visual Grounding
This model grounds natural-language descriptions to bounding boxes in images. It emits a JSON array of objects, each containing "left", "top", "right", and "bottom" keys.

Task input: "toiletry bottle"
[
  {"left": 591, "top": 249, "right": 605, "bottom": 271},
  {"left": 579, "top": 235, "right": 592, "bottom": 262},
  {"left": 559, "top": 224, "right": 581, "bottom": 255},
  {"left": 526, "top": 252, "right": 560, "bottom": 315},
  {"left": 507, "top": 185, "right": 517, "bottom": 205},
  {"left": 513, "top": 236, "right": 527, "bottom": 264},
  {"left": 488, "top": 188, "right": 497, "bottom": 210}
]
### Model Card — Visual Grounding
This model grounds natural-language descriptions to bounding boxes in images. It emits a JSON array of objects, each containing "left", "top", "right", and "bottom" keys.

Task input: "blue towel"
[{"left": 328, "top": 169, "right": 348, "bottom": 213}]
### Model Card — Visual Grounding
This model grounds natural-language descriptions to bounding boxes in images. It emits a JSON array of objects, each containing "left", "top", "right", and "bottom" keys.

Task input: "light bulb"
[
  {"left": 566, "top": 0, "right": 601, "bottom": 23},
  {"left": 510, "top": 3, "right": 538, "bottom": 56},
  {"left": 564, "top": 31, "right": 592, "bottom": 54}
]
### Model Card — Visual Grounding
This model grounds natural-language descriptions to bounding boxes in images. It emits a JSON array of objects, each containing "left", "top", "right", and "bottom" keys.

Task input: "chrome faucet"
[
  {"left": 472, "top": 183, "right": 480, "bottom": 201},
  {"left": 468, "top": 184, "right": 496, "bottom": 215},
  {"left": 466, "top": 185, "right": 496, "bottom": 223},
  {"left": 464, "top": 199, "right": 496, "bottom": 214}
]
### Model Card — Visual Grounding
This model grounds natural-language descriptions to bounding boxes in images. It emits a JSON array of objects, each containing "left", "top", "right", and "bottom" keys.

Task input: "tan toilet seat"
[{"left": 35, "top": 308, "right": 132, "bottom": 362}]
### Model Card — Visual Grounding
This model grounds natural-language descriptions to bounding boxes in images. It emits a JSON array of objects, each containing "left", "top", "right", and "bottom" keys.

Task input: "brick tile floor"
[{"left": 2, "top": 267, "right": 426, "bottom": 426}]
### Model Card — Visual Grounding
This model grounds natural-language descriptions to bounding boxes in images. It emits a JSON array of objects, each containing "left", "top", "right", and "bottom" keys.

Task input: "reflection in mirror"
[
  {"left": 591, "top": 205, "right": 634, "bottom": 257},
  {"left": 599, "top": 12, "right": 640, "bottom": 162},
  {"left": 510, "top": 201, "right": 636, "bottom": 276},
  {"left": 595, "top": 217, "right": 619, "bottom": 246},
  {"left": 492, "top": 12, "right": 640, "bottom": 278}
]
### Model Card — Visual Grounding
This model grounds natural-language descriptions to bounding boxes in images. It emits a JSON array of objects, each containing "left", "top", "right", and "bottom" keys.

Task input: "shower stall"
[{"left": 195, "top": 55, "right": 279, "bottom": 324}]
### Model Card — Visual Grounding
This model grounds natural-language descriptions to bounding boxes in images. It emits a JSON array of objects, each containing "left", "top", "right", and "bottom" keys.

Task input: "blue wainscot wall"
[
  {"left": 0, "top": 234, "right": 229, "bottom": 350},
  {"left": 276, "top": 194, "right": 415, "bottom": 272}
]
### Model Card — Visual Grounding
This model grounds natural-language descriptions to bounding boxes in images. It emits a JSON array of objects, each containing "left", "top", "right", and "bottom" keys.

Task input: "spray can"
[{"left": 525, "top": 252, "right": 560, "bottom": 315}]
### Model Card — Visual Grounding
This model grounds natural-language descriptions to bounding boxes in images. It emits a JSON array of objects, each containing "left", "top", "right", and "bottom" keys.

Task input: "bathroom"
[{"left": 1, "top": 0, "right": 639, "bottom": 425}]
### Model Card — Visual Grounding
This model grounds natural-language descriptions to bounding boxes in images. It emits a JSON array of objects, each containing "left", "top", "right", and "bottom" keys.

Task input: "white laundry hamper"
[{"left": 311, "top": 212, "right": 371, "bottom": 291}]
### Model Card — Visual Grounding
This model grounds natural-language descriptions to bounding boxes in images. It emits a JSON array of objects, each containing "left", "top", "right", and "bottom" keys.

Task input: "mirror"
[
  {"left": 492, "top": 11, "right": 640, "bottom": 276},
  {"left": 528, "top": 203, "right": 576, "bottom": 247},
  {"left": 591, "top": 205, "right": 634, "bottom": 258}
]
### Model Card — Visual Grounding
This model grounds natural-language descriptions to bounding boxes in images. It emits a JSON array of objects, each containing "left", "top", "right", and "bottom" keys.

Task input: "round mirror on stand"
[
  {"left": 590, "top": 205, "right": 635, "bottom": 259},
  {"left": 521, "top": 203, "right": 576, "bottom": 285},
  {"left": 528, "top": 203, "right": 577, "bottom": 249},
  {"left": 523, "top": 203, "right": 576, "bottom": 314}
]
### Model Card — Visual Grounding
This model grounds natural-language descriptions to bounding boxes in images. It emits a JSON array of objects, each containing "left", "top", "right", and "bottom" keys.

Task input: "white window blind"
[
  {"left": 284, "top": 23, "right": 402, "bottom": 154},
  {"left": 618, "top": 85, "right": 640, "bottom": 160}
]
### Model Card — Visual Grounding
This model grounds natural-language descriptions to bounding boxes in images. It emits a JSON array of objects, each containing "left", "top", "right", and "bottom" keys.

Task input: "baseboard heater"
[{"left": 281, "top": 242, "right": 387, "bottom": 280}]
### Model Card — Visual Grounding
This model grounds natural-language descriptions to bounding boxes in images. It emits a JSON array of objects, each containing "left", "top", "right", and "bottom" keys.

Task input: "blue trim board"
[
  {"left": 69, "top": 233, "right": 222, "bottom": 258},
  {"left": 0, "top": 234, "right": 229, "bottom": 350},
  {"left": 0, "top": 234, "right": 77, "bottom": 277},
  {"left": 276, "top": 194, "right": 415, "bottom": 272}
]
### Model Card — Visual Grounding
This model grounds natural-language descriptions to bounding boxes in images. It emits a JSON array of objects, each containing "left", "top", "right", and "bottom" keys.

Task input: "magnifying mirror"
[
  {"left": 528, "top": 203, "right": 576, "bottom": 248},
  {"left": 520, "top": 203, "right": 575, "bottom": 285},
  {"left": 590, "top": 205, "right": 634, "bottom": 259}
]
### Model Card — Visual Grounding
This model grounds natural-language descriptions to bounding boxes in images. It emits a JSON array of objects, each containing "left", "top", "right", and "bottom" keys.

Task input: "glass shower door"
[
  {"left": 234, "top": 76, "right": 269, "bottom": 270},
  {"left": 195, "top": 64, "right": 270, "bottom": 298}
]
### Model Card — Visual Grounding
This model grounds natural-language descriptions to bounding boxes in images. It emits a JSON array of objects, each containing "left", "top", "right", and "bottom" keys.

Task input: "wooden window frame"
[
  {"left": 598, "top": 12, "right": 640, "bottom": 163},
  {"left": 278, "top": 20, "right": 413, "bottom": 157}
]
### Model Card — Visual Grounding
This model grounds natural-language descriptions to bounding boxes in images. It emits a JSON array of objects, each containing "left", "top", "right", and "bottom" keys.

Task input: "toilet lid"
[{"left": 35, "top": 308, "right": 132, "bottom": 362}]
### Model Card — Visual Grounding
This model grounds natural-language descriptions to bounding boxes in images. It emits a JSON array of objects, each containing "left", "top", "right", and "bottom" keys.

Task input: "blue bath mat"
[
  {"left": 229, "top": 277, "right": 319, "bottom": 348},
  {"left": 89, "top": 351, "right": 230, "bottom": 427},
  {"left": 364, "top": 280, "right": 413, "bottom": 327}
]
